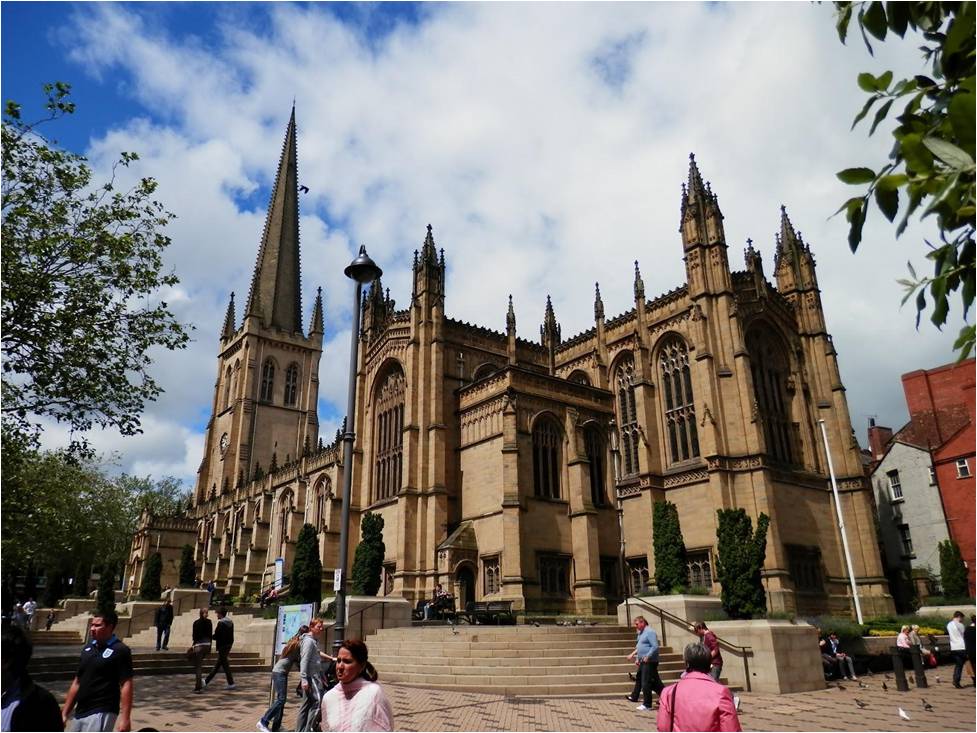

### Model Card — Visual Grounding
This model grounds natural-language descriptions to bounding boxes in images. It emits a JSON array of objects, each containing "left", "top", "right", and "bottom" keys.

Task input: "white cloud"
[{"left": 37, "top": 2, "right": 966, "bottom": 483}]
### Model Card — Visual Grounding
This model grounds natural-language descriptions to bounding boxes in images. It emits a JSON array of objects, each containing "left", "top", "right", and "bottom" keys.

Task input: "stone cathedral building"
[{"left": 126, "top": 111, "right": 894, "bottom": 617}]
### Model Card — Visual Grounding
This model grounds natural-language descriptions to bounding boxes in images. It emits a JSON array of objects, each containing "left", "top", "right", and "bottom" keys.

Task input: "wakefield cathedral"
[{"left": 126, "top": 111, "right": 894, "bottom": 617}]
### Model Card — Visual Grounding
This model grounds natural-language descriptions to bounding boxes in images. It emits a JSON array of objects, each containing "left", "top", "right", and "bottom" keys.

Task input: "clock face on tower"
[{"left": 219, "top": 432, "right": 229, "bottom": 455}]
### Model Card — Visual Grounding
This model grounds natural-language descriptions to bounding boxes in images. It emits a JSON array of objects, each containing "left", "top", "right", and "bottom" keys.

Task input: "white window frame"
[
  {"left": 929, "top": 466, "right": 937, "bottom": 485},
  {"left": 956, "top": 458, "right": 972, "bottom": 478},
  {"left": 887, "top": 469, "right": 903, "bottom": 501}
]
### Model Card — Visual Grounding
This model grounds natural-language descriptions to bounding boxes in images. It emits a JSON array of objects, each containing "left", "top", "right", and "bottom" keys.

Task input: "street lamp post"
[
  {"left": 333, "top": 245, "right": 382, "bottom": 652},
  {"left": 818, "top": 418, "right": 864, "bottom": 624}
]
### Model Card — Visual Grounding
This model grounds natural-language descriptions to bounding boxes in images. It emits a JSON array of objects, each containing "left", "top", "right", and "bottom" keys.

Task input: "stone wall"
[{"left": 708, "top": 620, "right": 824, "bottom": 694}]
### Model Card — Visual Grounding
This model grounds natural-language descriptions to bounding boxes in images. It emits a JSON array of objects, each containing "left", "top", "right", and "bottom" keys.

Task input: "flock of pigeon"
[{"left": 843, "top": 669, "right": 943, "bottom": 722}]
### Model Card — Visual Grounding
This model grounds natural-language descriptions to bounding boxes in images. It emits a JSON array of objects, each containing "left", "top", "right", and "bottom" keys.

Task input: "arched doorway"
[{"left": 456, "top": 565, "right": 476, "bottom": 609}]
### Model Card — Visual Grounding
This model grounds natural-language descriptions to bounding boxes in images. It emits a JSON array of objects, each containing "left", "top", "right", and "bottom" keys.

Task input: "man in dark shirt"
[
  {"left": 1, "top": 624, "right": 64, "bottom": 731},
  {"left": 190, "top": 608, "right": 213, "bottom": 693},
  {"left": 61, "top": 610, "right": 133, "bottom": 731},
  {"left": 153, "top": 600, "right": 174, "bottom": 652},
  {"left": 204, "top": 607, "right": 235, "bottom": 690}
]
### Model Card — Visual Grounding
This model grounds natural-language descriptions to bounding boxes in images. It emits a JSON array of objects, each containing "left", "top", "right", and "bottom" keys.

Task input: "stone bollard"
[
  {"left": 889, "top": 646, "right": 910, "bottom": 692},
  {"left": 909, "top": 645, "right": 928, "bottom": 688}
]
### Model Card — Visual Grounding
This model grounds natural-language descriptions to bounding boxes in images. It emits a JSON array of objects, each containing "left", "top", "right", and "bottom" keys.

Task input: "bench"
[
  {"left": 412, "top": 595, "right": 457, "bottom": 621},
  {"left": 463, "top": 600, "right": 515, "bottom": 625}
]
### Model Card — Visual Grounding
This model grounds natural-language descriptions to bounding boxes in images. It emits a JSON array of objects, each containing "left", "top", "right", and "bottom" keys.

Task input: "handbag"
[{"left": 667, "top": 682, "right": 679, "bottom": 731}]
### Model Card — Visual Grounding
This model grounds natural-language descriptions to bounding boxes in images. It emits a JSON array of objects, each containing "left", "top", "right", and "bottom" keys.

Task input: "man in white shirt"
[
  {"left": 946, "top": 610, "right": 967, "bottom": 688},
  {"left": 22, "top": 599, "right": 37, "bottom": 629}
]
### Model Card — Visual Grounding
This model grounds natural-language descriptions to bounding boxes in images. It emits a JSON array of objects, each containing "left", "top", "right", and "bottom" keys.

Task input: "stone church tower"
[
  {"left": 194, "top": 108, "right": 323, "bottom": 507},
  {"left": 126, "top": 118, "right": 893, "bottom": 619}
]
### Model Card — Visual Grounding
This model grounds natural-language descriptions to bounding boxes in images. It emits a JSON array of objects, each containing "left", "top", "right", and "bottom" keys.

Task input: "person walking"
[
  {"left": 190, "top": 609, "right": 213, "bottom": 694},
  {"left": 60, "top": 610, "right": 134, "bottom": 732},
  {"left": 656, "top": 642, "right": 742, "bottom": 732},
  {"left": 22, "top": 599, "right": 37, "bottom": 630},
  {"left": 626, "top": 616, "right": 664, "bottom": 712},
  {"left": 964, "top": 614, "right": 976, "bottom": 686},
  {"left": 295, "top": 619, "right": 326, "bottom": 731},
  {"left": 320, "top": 639, "right": 393, "bottom": 732},
  {"left": 2, "top": 624, "right": 64, "bottom": 731},
  {"left": 204, "top": 608, "right": 235, "bottom": 690},
  {"left": 693, "top": 622, "right": 723, "bottom": 681},
  {"left": 153, "top": 600, "right": 174, "bottom": 652},
  {"left": 257, "top": 625, "right": 309, "bottom": 732},
  {"left": 947, "top": 611, "right": 967, "bottom": 688},
  {"left": 45, "top": 611, "right": 56, "bottom": 632}
]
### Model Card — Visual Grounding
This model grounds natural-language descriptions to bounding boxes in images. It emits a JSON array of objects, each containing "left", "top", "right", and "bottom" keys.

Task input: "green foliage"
[
  {"left": 178, "top": 545, "right": 196, "bottom": 588},
  {"left": 938, "top": 538, "right": 969, "bottom": 597},
  {"left": 833, "top": 2, "right": 976, "bottom": 358},
  {"left": 0, "top": 430, "right": 188, "bottom": 575},
  {"left": 652, "top": 501, "right": 688, "bottom": 594},
  {"left": 920, "top": 594, "right": 975, "bottom": 606},
  {"left": 350, "top": 512, "right": 385, "bottom": 596},
  {"left": 715, "top": 508, "right": 770, "bottom": 619},
  {"left": 23, "top": 561, "right": 37, "bottom": 600},
  {"left": 96, "top": 561, "right": 117, "bottom": 614},
  {"left": 139, "top": 552, "right": 163, "bottom": 601},
  {"left": 1, "top": 82, "right": 192, "bottom": 446},
  {"left": 290, "top": 523, "right": 323, "bottom": 605},
  {"left": 72, "top": 563, "right": 89, "bottom": 596}
]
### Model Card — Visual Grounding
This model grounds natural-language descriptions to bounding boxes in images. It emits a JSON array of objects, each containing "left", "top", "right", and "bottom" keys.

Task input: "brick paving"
[{"left": 47, "top": 671, "right": 976, "bottom": 731}]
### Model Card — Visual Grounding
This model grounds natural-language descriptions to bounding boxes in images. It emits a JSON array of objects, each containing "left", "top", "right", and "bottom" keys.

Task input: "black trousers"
[
  {"left": 631, "top": 659, "right": 664, "bottom": 706},
  {"left": 205, "top": 648, "right": 234, "bottom": 685},
  {"left": 156, "top": 625, "right": 171, "bottom": 650}
]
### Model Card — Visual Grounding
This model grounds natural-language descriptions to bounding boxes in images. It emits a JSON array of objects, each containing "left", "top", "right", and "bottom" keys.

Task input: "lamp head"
[{"left": 344, "top": 245, "right": 382, "bottom": 284}]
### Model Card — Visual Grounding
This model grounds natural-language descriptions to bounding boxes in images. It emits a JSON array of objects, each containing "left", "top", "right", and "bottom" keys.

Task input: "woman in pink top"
[
  {"left": 320, "top": 639, "right": 393, "bottom": 732},
  {"left": 896, "top": 625, "right": 912, "bottom": 649},
  {"left": 657, "top": 643, "right": 741, "bottom": 732}
]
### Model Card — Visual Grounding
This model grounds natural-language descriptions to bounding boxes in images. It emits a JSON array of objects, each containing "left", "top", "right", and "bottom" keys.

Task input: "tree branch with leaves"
[{"left": 834, "top": 2, "right": 975, "bottom": 358}]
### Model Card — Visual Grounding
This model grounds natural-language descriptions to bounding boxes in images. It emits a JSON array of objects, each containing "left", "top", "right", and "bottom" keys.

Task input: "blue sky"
[{"left": 2, "top": 2, "right": 966, "bottom": 486}]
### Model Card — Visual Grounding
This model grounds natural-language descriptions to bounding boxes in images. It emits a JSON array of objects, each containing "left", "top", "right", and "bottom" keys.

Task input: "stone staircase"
[
  {"left": 30, "top": 629, "right": 83, "bottom": 646},
  {"left": 28, "top": 649, "right": 267, "bottom": 682},
  {"left": 125, "top": 607, "right": 263, "bottom": 650},
  {"left": 366, "top": 624, "right": 686, "bottom": 696}
]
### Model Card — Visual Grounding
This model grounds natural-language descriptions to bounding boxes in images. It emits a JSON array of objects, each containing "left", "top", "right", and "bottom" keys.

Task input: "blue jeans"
[{"left": 260, "top": 672, "right": 288, "bottom": 731}]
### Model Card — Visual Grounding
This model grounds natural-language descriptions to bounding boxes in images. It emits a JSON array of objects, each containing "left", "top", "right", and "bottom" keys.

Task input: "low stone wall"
[
  {"left": 917, "top": 603, "right": 976, "bottom": 618},
  {"left": 322, "top": 596, "right": 413, "bottom": 642},
  {"left": 708, "top": 619, "right": 824, "bottom": 694}
]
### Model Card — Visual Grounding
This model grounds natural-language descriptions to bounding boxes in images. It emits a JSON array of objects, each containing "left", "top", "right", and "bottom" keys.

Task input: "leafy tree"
[
  {"left": 178, "top": 545, "right": 196, "bottom": 588},
  {"left": 938, "top": 538, "right": 969, "bottom": 598},
  {"left": 290, "top": 523, "right": 323, "bottom": 604},
  {"left": 653, "top": 501, "right": 689, "bottom": 594},
  {"left": 139, "top": 552, "right": 163, "bottom": 601},
  {"left": 833, "top": 2, "right": 975, "bottom": 358},
  {"left": 350, "top": 512, "right": 385, "bottom": 596},
  {"left": 96, "top": 561, "right": 117, "bottom": 614},
  {"left": 1, "top": 82, "right": 191, "bottom": 446},
  {"left": 72, "top": 563, "right": 89, "bottom": 597},
  {"left": 115, "top": 475, "right": 191, "bottom": 519},
  {"left": 715, "top": 508, "right": 770, "bottom": 619},
  {"left": 23, "top": 560, "right": 37, "bottom": 601}
]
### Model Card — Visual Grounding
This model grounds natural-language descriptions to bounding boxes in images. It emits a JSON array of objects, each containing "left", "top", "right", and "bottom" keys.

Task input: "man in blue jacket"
[{"left": 626, "top": 615, "right": 664, "bottom": 712}]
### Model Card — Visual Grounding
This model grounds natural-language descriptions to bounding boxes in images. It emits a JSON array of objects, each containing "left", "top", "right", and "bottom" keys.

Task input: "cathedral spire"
[
  {"left": 245, "top": 107, "right": 303, "bottom": 333},
  {"left": 412, "top": 223, "right": 446, "bottom": 306},
  {"left": 775, "top": 205, "right": 807, "bottom": 267},
  {"left": 594, "top": 282, "right": 604, "bottom": 321},
  {"left": 310, "top": 287, "right": 324, "bottom": 335},
  {"left": 506, "top": 294, "right": 516, "bottom": 335},
  {"left": 540, "top": 295, "right": 561, "bottom": 346},
  {"left": 221, "top": 291, "right": 236, "bottom": 341},
  {"left": 633, "top": 260, "right": 645, "bottom": 301}
]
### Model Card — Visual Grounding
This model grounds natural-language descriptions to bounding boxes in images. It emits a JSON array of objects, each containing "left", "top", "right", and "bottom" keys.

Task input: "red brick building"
[{"left": 901, "top": 360, "right": 975, "bottom": 595}]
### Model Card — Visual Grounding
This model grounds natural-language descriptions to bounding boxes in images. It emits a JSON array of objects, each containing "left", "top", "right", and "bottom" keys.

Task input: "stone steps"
[
  {"left": 28, "top": 650, "right": 267, "bottom": 682},
  {"left": 365, "top": 624, "right": 691, "bottom": 697},
  {"left": 125, "top": 607, "right": 262, "bottom": 649},
  {"left": 30, "top": 630, "right": 83, "bottom": 645}
]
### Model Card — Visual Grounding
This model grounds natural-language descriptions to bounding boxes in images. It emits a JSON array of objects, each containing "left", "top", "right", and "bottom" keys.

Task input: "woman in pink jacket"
[{"left": 657, "top": 642, "right": 742, "bottom": 732}]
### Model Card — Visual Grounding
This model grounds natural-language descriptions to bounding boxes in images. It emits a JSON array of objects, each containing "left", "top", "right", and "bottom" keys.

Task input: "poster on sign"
[{"left": 274, "top": 603, "right": 316, "bottom": 657}]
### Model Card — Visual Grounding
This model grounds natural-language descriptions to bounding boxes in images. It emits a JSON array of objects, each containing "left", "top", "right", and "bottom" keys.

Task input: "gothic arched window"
[
  {"left": 373, "top": 366, "right": 406, "bottom": 503},
  {"left": 284, "top": 363, "right": 300, "bottom": 407},
  {"left": 276, "top": 493, "right": 292, "bottom": 553},
  {"left": 615, "top": 354, "right": 640, "bottom": 476},
  {"left": 260, "top": 358, "right": 276, "bottom": 402},
  {"left": 659, "top": 337, "right": 700, "bottom": 463},
  {"left": 746, "top": 327, "right": 795, "bottom": 464},
  {"left": 568, "top": 370, "right": 591, "bottom": 386},
  {"left": 532, "top": 415, "right": 562, "bottom": 499},
  {"left": 223, "top": 366, "right": 232, "bottom": 410},
  {"left": 585, "top": 424, "right": 607, "bottom": 507},
  {"left": 314, "top": 476, "right": 331, "bottom": 530}
]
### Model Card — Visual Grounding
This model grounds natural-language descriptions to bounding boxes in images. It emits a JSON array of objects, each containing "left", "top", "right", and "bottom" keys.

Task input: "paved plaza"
[{"left": 48, "top": 670, "right": 976, "bottom": 732}]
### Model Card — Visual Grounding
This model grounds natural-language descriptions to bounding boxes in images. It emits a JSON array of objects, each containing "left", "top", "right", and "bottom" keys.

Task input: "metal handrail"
[
  {"left": 345, "top": 599, "right": 388, "bottom": 640},
  {"left": 625, "top": 596, "right": 754, "bottom": 692}
]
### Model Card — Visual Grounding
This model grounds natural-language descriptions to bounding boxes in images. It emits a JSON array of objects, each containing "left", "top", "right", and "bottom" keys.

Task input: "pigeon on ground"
[
  {"left": 858, "top": 681, "right": 868, "bottom": 688},
  {"left": 898, "top": 708, "right": 911, "bottom": 721},
  {"left": 576, "top": 619, "right": 584, "bottom": 625},
  {"left": 854, "top": 699, "right": 867, "bottom": 709},
  {"left": 922, "top": 699, "right": 934, "bottom": 712},
  {"left": 532, "top": 621, "right": 540, "bottom": 627},
  {"left": 837, "top": 683, "right": 846, "bottom": 691},
  {"left": 882, "top": 681, "right": 888, "bottom": 692},
  {"left": 935, "top": 675, "right": 941, "bottom": 684}
]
